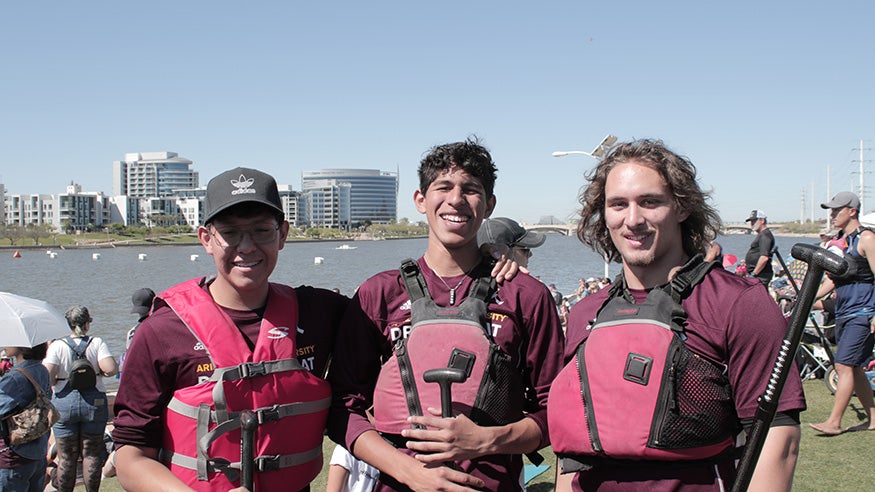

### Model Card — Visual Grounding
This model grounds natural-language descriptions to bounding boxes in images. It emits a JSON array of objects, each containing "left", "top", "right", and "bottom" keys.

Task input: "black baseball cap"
[
  {"left": 130, "top": 288, "right": 155, "bottom": 316},
  {"left": 478, "top": 217, "right": 546, "bottom": 249},
  {"left": 203, "top": 167, "right": 284, "bottom": 224}
]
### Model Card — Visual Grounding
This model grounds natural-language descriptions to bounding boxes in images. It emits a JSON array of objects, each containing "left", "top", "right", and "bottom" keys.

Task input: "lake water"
[{"left": 1, "top": 231, "right": 818, "bottom": 384}]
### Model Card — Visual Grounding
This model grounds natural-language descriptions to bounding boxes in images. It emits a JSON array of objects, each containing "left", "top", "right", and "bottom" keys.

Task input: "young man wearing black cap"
[
  {"left": 744, "top": 209, "right": 775, "bottom": 287},
  {"left": 125, "top": 288, "right": 155, "bottom": 348},
  {"left": 810, "top": 191, "right": 875, "bottom": 435},
  {"left": 477, "top": 217, "right": 546, "bottom": 269},
  {"left": 112, "top": 167, "right": 348, "bottom": 491}
]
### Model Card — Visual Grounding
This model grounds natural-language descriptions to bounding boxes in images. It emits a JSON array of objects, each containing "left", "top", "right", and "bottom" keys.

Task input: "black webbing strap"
[
  {"left": 399, "top": 259, "right": 496, "bottom": 304},
  {"left": 400, "top": 258, "right": 430, "bottom": 302}
]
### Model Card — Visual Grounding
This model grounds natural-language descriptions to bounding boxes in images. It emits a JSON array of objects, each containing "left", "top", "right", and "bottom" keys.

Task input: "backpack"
[
  {"left": 372, "top": 259, "right": 525, "bottom": 434},
  {"left": 3, "top": 367, "right": 60, "bottom": 446},
  {"left": 63, "top": 336, "right": 97, "bottom": 391},
  {"left": 548, "top": 256, "right": 739, "bottom": 471}
]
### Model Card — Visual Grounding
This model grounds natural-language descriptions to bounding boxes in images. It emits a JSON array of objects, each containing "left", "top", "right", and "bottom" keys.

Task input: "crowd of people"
[{"left": 1, "top": 137, "right": 871, "bottom": 492}]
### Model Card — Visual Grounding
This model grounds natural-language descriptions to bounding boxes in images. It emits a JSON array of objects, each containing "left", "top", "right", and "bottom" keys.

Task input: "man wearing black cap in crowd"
[
  {"left": 744, "top": 209, "right": 775, "bottom": 287},
  {"left": 477, "top": 217, "right": 546, "bottom": 269},
  {"left": 125, "top": 287, "right": 155, "bottom": 349},
  {"left": 112, "top": 167, "right": 349, "bottom": 491},
  {"left": 810, "top": 191, "right": 875, "bottom": 435}
]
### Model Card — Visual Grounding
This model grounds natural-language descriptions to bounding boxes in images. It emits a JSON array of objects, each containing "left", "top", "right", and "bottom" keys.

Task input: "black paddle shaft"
[
  {"left": 240, "top": 410, "right": 258, "bottom": 491},
  {"left": 731, "top": 244, "right": 847, "bottom": 492}
]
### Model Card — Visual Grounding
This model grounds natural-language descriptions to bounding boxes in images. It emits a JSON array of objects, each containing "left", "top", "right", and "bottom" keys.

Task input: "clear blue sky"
[{"left": 2, "top": 1, "right": 873, "bottom": 225}]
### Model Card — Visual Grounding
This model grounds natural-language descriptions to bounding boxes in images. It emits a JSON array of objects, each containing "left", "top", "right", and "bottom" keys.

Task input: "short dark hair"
[
  {"left": 577, "top": 139, "right": 722, "bottom": 262},
  {"left": 19, "top": 342, "right": 48, "bottom": 361},
  {"left": 418, "top": 137, "right": 498, "bottom": 198}
]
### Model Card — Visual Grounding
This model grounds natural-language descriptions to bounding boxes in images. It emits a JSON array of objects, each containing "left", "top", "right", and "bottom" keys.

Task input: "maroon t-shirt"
[
  {"left": 561, "top": 268, "right": 807, "bottom": 491},
  {"left": 328, "top": 257, "right": 566, "bottom": 492},
  {"left": 112, "top": 281, "right": 348, "bottom": 450}
]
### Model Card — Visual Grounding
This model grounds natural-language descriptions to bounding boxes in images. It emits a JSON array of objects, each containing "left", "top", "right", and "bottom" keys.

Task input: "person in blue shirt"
[{"left": 0, "top": 343, "right": 52, "bottom": 492}]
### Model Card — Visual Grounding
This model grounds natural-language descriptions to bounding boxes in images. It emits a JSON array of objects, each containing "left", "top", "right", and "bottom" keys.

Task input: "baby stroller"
[
  {"left": 772, "top": 252, "right": 840, "bottom": 390},
  {"left": 774, "top": 253, "right": 875, "bottom": 394}
]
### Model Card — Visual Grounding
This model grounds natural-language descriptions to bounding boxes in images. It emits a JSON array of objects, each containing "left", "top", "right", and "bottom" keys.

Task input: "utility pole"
[
  {"left": 811, "top": 181, "right": 815, "bottom": 224},
  {"left": 826, "top": 164, "right": 831, "bottom": 224},
  {"left": 861, "top": 139, "right": 865, "bottom": 213},
  {"left": 800, "top": 187, "right": 805, "bottom": 224},
  {"left": 853, "top": 139, "right": 871, "bottom": 214}
]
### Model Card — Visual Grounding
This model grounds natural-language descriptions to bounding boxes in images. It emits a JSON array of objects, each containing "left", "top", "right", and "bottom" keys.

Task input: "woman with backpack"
[
  {"left": 43, "top": 306, "right": 117, "bottom": 492},
  {"left": 0, "top": 343, "right": 52, "bottom": 491}
]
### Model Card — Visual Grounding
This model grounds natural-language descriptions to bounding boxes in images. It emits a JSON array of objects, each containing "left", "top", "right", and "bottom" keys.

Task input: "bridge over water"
[
  {"left": 524, "top": 222, "right": 770, "bottom": 236},
  {"left": 523, "top": 223, "right": 576, "bottom": 236}
]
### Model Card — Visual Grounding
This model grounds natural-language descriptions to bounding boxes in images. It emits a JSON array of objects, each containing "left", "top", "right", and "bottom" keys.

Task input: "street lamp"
[
  {"left": 552, "top": 134, "right": 618, "bottom": 278},
  {"left": 552, "top": 134, "right": 618, "bottom": 159}
]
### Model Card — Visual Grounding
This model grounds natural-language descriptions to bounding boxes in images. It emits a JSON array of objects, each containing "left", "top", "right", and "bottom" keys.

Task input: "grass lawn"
[{"left": 83, "top": 378, "right": 872, "bottom": 491}]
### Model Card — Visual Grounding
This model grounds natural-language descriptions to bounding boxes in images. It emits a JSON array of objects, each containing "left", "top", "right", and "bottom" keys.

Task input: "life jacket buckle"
[
  {"left": 255, "top": 454, "right": 281, "bottom": 472},
  {"left": 240, "top": 362, "right": 267, "bottom": 378},
  {"left": 258, "top": 404, "right": 281, "bottom": 424}
]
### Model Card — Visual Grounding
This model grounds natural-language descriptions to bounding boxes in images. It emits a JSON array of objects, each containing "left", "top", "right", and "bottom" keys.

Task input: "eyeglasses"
[{"left": 209, "top": 224, "right": 281, "bottom": 248}]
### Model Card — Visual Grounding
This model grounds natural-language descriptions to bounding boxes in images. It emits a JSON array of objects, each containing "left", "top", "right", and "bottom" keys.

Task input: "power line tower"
[{"left": 852, "top": 139, "right": 872, "bottom": 213}]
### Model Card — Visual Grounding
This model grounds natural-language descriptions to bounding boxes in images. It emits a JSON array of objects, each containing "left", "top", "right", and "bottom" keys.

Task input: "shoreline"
[{"left": 0, "top": 235, "right": 426, "bottom": 251}]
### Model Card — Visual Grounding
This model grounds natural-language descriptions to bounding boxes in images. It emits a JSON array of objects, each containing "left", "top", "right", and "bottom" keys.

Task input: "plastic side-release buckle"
[
  {"left": 240, "top": 361, "right": 267, "bottom": 379},
  {"left": 257, "top": 404, "right": 281, "bottom": 424},
  {"left": 255, "top": 454, "right": 281, "bottom": 472}
]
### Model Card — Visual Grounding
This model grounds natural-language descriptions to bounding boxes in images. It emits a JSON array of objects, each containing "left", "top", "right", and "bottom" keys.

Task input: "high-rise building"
[
  {"left": 0, "top": 181, "right": 5, "bottom": 225},
  {"left": 301, "top": 169, "right": 397, "bottom": 228},
  {"left": 112, "top": 151, "right": 198, "bottom": 198}
]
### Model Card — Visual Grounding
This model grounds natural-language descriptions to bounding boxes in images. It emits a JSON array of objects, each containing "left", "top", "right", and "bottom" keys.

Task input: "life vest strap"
[
  {"left": 163, "top": 445, "right": 323, "bottom": 481},
  {"left": 167, "top": 396, "right": 331, "bottom": 424},
  {"left": 210, "top": 359, "right": 306, "bottom": 422},
  {"left": 558, "top": 446, "right": 740, "bottom": 474}
]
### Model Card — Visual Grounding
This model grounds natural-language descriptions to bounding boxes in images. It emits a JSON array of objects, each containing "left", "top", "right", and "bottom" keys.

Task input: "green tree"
[{"left": 4, "top": 224, "right": 25, "bottom": 246}]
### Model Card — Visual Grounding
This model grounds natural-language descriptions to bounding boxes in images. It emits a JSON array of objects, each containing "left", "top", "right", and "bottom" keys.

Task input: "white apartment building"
[
  {"left": 302, "top": 179, "right": 351, "bottom": 229},
  {"left": 113, "top": 151, "right": 198, "bottom": 198},
  {"left": 301, "top": 169, "right": 397, "bottom": 228}
]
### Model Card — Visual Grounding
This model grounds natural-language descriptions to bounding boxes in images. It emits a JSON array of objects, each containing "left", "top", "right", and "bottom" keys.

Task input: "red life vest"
[
  {"left": 548, "top": 259, "right": 739, "bottom": 472},
  {"left": 373, "top": 260, "right": 524, "bottom": 435},
  {"left": 158, "top": 278, "right": 330, "bottom": 491}
]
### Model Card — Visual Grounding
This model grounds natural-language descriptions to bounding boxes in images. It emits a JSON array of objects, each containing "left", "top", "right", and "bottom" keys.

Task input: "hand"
[
  {"left": 481, "top": 243, "right": 525, "bottom": 283},
  {"left": 401, "top": 463, "right": 485, "bottom": 492},
  {"left": 870, "top": 316, "right": 875, "bottom": 334},
  {"left": 402, "top": 408, "right": 490, "bottom": 464}
]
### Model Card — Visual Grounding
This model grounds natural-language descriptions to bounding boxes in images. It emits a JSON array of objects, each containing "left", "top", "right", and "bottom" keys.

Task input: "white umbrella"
[{"left": 0, "top": 292, "right": 70, "bottom": 347}]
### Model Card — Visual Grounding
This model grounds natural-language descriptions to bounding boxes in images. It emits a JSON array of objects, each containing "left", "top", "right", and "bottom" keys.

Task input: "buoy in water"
[
  {"left": 92, "top": 253, "right": 101, "bottom": 260},
  {"left": 138, "top": 253, "right": 148, "bottom": 261},
  {"left": 13, "top": 250, "right": 21, "bottom": 258},
  {"left": 314, "top": 256, "right": 324, "bottom": 265}
]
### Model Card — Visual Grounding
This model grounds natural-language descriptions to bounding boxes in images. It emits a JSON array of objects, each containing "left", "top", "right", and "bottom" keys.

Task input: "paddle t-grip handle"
[
  {"left": 790, "top": 243, "right": 847, "bottom": 276},
  {"left": 423, "top": 367, "right": 468, "bottom": 418}
]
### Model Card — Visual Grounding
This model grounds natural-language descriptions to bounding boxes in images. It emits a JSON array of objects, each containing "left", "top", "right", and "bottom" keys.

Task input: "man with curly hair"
[{"left": 552, "top": 139, "right": 804, "bottom": 491}]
